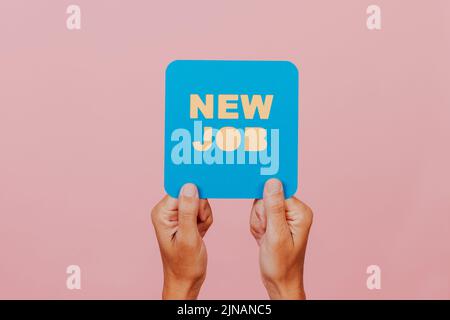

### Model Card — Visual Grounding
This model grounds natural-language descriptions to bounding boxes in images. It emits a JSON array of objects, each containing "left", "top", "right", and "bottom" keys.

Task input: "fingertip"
[
  {"left": 264, "top": 178, "right": 283, "bottom": 197},
  {"left": 263, "top": 179, "right": 285, "bottom": 211},
  {"left": 180, "top": 183, "right": 198, "bottom": 198},
  {"left": 177, "top": 183, "right": 200, "bottom": 232}
]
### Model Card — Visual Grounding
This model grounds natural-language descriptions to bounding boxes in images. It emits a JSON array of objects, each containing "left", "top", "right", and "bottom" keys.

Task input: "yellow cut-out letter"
[
  {"left": 218, "top": 95, "right": 239, "bottom": 119},
  {"left": 193, "top": 127, "right": 213, "bottom": 151},
  {"left": 244, "top": 127, "right": 267, "bottom": 151},
  {"left": 190, "top": 94, "right": 213, "bottom": 119},
  {"left": 216, "top": 127, "right": 242, "bottom": 151},
  {"left": 241, "top": 94, "right": 273, "bottom": 119}
]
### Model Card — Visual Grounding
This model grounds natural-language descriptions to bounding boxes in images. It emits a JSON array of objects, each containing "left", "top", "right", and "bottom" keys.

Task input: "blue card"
[{"left": 164, "top": 60, "right": 298, "bottom": 199}]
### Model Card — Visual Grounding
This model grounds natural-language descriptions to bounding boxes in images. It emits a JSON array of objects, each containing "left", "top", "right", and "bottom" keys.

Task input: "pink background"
[{"left": 1, "top": 0, "right": 449, "bottom": 299}]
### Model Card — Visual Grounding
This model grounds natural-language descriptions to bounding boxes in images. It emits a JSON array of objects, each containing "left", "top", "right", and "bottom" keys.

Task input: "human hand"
[
  {"left": 151, "top": 183, "right": 213, "bottom": 299},
  {"left": 250, "top": 179, "right": 313, "bottom": 299}
]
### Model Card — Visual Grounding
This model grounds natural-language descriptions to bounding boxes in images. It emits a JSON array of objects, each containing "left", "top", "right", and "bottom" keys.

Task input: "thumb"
[
  {"left": 263, "top": 179, "right": 288, "bottom": 235},
  {"left": 177, "top": 183, "right": 200, "bottom": 237}
]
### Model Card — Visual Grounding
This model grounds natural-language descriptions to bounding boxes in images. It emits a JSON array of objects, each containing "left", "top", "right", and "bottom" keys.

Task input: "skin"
[
  {"left": 250, "top": 178, "right": 313, "bottom": 299},
  {"left": 151, "top": 183, "right": 213, "bottom": 299},
  {"left": 151, "top": 179, "right": 313, "bottom": 300}
]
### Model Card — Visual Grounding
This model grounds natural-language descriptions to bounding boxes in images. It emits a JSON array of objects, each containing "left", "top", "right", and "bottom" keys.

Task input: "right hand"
[{"left": 151, "top": 183, "right": 213, "bottom": 299}]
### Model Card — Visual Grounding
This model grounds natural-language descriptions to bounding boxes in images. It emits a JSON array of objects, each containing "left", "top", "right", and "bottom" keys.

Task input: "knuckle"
[
  {"left": 250, "top": 221, "right": 261, "bottom": 234},
  {"left": 178, "top": 201, "right": 198, "bottom": 217},
  {"left": 299, "top": 205, "right": 313, "bottom": 227},
  {"left": 180, "top": 195, "right": 197, "bottom": 206},
  {"left": 266, "top": 198, "right": 285, "bottom": 213},
  {"left": 207, "top": 213, "right": 213, "bottom": 226},
  {"left": 179, "top": 210, "right": 196, "bottom": 222},
  {"left": 250, "top": 226, "right": 259, "bottom": 239},
  {"left": 302, "top": 204, "right": 313, "bottom": 218},
  {"left": 291, "top": 198, "right": 313, "bottom": 217},
  {"left": 150, "top": 206, "right": 160, "bottom": 224}
]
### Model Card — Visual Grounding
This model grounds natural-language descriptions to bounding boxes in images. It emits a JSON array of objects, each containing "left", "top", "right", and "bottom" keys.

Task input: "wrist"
[
  {"left": 162, "top": 275, "right": 204, "bottom": 300},
  {"left": 263, "top": 278, "right": 306, "bottom": 300}
]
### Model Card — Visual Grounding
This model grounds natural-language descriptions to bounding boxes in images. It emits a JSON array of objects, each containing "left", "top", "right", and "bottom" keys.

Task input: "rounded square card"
[{"left": 164, "top": 60, "right": 298, "bottom": 199}]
